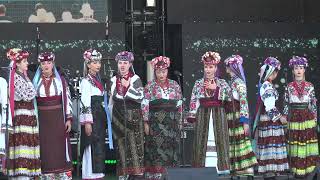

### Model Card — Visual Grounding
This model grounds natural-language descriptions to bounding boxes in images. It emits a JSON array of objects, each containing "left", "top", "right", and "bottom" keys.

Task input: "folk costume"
[
  {"left": 109, "top": 51, "right": 145, "bottom": 179},
  {"left": 6, "top": 48, "right": 41, "bottom": 179},
  {"left": 253, "top": 57, "right": 289, "bottom": 175},
  {"left": 141, "top": 56, "right": 182, "bottom": 180},
  {"left": 79, "top": 49, "right": 113, "bottom": 179},
  {"left": 187, "top": 51, "right": 231, "bottom": 175},
  {"left": 0, "top": 77, "right": 9, "bottom": 171},
  {"left": 224, "top": 55, "right": 258, "bottom": 176},
  {"left": 33, "top": 52, "right": 73, "bottom": 179},
  {"left": 283, "top": 56, "right": 319, "bottom": 178}
]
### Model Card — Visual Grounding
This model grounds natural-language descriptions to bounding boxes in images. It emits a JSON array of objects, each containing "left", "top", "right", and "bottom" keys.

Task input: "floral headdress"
[
  {"left": 201, "top": 51, "right": 221, "bottom": 65},
  {"left": 115, "top": 51, "right": 134, "bottom": 62},
  {"left": 289, "top": 56, "right": 308, "bottom": 68},
  {"left": 7, "top": 48, "right": 29, "bottom": 62},
  {"left": 83, "top": 49, "right": 102, "bottom": 63},
  {"left": 38, "top": 52, "right": 55, "bottom": 62},
  {"left": 151, "top": 56, "right": 171, "bottom": 69}
]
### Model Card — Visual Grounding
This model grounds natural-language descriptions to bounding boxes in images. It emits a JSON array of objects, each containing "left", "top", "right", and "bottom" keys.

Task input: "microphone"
[
  {"left": 119, "top": 76, "right": 124, "bottom": 96},
  {"left": 105, "top": 15, "right": 109, "bottom": 40},
  {"left": 174, "top": 70, "right": 182, "bottom": 77},
  {"left": 0, "top": 66, "right": 12, "bottom": 69},
  {"left": 36, "top": 26, "right": 40, "bottom": 43},
  {"left": 75, "top": 70, "right": 81, "bottom": 78}
]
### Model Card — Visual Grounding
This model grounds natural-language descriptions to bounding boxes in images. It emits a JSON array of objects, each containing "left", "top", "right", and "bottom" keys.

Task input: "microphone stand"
[
  {"left": 73, "top": 73, "right": 81, "bottom": 177},
  {"left": 36, "top": 26, "right": 41, "bottom": 61},
  {"left": 105, "top": 15, "right": 109, "bottom": 40},
  {"left": 119, "top": 76, "right": 128, "bottom": 179},
  {"left": 175, "top": 73, "right": 186, "bottom": 167}
]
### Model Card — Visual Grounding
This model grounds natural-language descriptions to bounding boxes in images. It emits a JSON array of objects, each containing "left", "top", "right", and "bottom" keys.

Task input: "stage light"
[
  {"left": 146, "top": 0, "right": 156, "bottom": 7},
  {"left": 105, "top": 159, "right": 117, "bottom": 164},
  {"left": 71, "top": 160, "right": 117, "bottom": 165}
]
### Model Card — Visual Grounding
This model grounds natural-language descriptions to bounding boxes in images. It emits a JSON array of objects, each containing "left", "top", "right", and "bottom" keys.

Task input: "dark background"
[
  {"left": 0, "top": 23, "right": 125, "bottom": 80},
  {"left": 167, "top": 0, "right": 320, "bottom": 23}
]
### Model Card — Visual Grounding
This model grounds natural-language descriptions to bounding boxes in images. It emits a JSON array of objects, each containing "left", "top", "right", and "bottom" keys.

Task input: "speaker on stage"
[
  {"left": 180, "top": 128, "right": 194, "bottom": 166},
  {"left": 167, "top": 167, "right": 218, "bottom": 180}
]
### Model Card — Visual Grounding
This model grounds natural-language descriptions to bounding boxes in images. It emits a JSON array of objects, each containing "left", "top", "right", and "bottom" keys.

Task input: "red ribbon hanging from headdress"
[{"left": 9, "top": 62, "right": 17, "bottom": 122}]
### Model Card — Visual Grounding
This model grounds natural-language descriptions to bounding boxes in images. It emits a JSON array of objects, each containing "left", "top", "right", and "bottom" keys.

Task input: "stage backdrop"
[
  {"left": 182, "top": 23, "right": 320, "bottom": 118},
  {"left": 0, "top": 23, "right": 125, "bottom": 80}
]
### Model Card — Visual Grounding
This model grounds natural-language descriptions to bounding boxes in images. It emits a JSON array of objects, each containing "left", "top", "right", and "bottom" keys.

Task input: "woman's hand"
[
  {"left": 204, "top": 79, "right": 217, "bottom": 90},
  {"left": 280, "top": 116, "right": 287, "bottom": 125},
  {"left": 144, "top": 122, "right": 150, "bottom": 135},
  {"left": 243, "top": 123, "right": 250, "bottom": 136},
  {"left": 85, "top": 123, "right": 92, "bottom": 136},
  {"left": 121, "top": 77, "right": 131, "bottom": 88},
  {"left": 65, "top": 120, "right": 72, "bottom": 133}
]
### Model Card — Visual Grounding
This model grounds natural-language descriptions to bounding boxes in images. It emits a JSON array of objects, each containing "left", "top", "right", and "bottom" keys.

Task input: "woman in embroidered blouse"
[
  {"left": 32, "top": 52, "right": 73, "bottom": 179},
  {"left": 187, "top": 51, "right": 231, "bottom": 175},
  {"left": 6, "top": 48, "right": 41, "bottom": 178},
  {"left": 253, "top": 57, "right": 289, "bottom": 177},
  {"left": 141, "top": 56, "right": 182, "bottom": 180},
  {"left": 79, "top": 49, "right": 113, "bottom": 180},
  {"left": 283, "top": 56, "right": 319, "bottom": 178},
  {"left": 109, "top": 51, "right": 144, "bottom": 180},
  {"left": 224, "top": 55, "right": 257, "bottom": 176},
  {"left": 0, "top": 76, "right": 9, "bottom": 173}
]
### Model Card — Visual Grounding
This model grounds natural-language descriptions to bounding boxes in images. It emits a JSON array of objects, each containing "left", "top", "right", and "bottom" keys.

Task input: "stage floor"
[
  {"left": 71, "top": 174, "right": 307, "bottom": 180},
  {"left": 72, "top": 174, "right": 117, "bottom": 180},
  {"left": 0, "top": 173, "right": 318, "bottom": 179}
]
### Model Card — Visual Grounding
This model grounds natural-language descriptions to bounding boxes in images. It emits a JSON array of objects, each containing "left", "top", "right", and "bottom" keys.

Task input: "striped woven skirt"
[
  {"left": 225, "top": 101, "right": 258, "bottom": 175},
  {"left": 287, "top": 103, "right": 319, "bottom": 178},
  {"left": 256, "top": 114, "right": 289, "bottom": 174},
  {"left": 7, "top": 100, "right": 41, "bottom": 178},
  {"left": 191, "top": 98, "right": 230, "bottom": 172}
]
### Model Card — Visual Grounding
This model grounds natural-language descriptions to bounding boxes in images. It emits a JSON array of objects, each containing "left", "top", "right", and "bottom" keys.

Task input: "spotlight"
[{"left": 146, "top": 0, "right": 156, "bottom": 7}]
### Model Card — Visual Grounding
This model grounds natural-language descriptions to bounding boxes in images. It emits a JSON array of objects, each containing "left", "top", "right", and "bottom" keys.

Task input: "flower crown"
[
  {"left": 83, "top": 49, "right": 102, "bottom": 63},
  {"left": 151, "top": 56, "right": 171, "bottom": 69},
  {"left": 224, "top": 55, "right": 243, "bottom": 66},
  {"left": 38, "top": 52, "right": 55, "bottom": 62},
  {"left": 115, "top": 51, "right": 134, "bottom": 62},
  {"left": 264, "top": 57, "right": 281, "bottom": 70},
  {"left": 201, "top": 51, "right": 221, "bottom": 65},
  {"left": 7, "top": 48, "right": 29, "bottom": 62},
  {"left": 289, "top": 56, "right": 308, "bottom": 68}
]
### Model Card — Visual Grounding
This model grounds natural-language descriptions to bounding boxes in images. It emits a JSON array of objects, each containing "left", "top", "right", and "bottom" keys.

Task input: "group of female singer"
[
  {"left": 187, "top": 53, "right": 318, "bottom": 179},
  {"left": 0, "top": 48, "right": 318, "bottom": 180}
]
